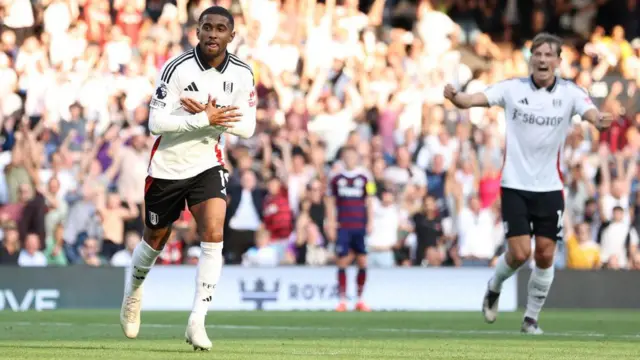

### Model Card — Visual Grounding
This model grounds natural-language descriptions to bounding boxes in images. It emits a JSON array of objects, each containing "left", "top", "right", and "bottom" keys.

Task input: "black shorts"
[
  {"left": 501, "top": 187, "right": 565, "bottom": 242},
  {"left": 144, "top": 165, "right": 229, "bottom": 229}
]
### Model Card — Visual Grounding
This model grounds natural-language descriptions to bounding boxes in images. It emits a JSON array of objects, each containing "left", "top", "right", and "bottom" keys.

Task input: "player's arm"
[
  {"left": 628, "top": 228, "right": 639, "bottom": 268},
  {"left": 227, "top": 71, "right": 257, "bottom": 139},
  {"left": 571, "top": 85, "right": 613, "bottom": 130},
  {"left": 148, "top": 70, "right": 212, "bottom": 135},
  {"left": 444, "top": 81, "right": 504, "bottom": 109}
]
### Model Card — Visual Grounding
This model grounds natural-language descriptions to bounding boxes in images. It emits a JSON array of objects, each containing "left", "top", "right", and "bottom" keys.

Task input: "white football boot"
[
  {"left": 120, "top": 286, "right": 143, "bottom": 339},
  {"left": 521, "top": 317, "right": 544, "bottom": 335},
  {"left": 185, "top": 320, "right": 212, "bottom": 351},
  {"left": 482, "top": 281, "right": 501, "bottom": 323}
]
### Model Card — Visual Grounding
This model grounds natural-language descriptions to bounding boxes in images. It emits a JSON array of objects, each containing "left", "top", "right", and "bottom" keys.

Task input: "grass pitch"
[{"left": 1, "top": 310, "right": 639, "bottom": 359}]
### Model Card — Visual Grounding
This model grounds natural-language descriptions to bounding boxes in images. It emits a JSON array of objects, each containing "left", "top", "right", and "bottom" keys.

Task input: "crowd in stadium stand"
[{"left": 0, "top": 0, "right": 639, "bottom": 269}]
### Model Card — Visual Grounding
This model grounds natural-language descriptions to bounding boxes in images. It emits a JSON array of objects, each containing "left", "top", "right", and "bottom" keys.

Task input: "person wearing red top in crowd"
[
  {"left": 157, "top": 230, "right": 183, "bottom": 265},
  {"left": 599, "top": 85, "right": 630, "bottom": 153},
  {"left": 262, "top": 176, "right": 293, "bottom": 261},
  {"left": 114, "top": 0, "right": 144, "bottom": 46},
  {"left": 84, "top": 0, "right": 112, "bottom": 46},
  {"left": 478, "top": 160, "right": 501, "bottom": 209}
]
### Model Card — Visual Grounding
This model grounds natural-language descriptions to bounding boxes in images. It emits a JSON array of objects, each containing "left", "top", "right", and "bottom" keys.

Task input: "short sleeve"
[
  {"left": 569, "top": 84, "right": 597, "bottom": 117},
  {"left": 482, "top": 80, "right": 510, "bottom": 108}
]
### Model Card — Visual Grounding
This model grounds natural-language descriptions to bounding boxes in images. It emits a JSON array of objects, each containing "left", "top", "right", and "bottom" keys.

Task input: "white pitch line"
[{"left": 3, "top": 321, "right": 636, "bottom": 339}]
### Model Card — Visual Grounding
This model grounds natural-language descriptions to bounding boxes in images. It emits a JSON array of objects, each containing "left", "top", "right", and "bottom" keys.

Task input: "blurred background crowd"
[{"left": 0, "top": 0, "right": 639, "bottom": 270}]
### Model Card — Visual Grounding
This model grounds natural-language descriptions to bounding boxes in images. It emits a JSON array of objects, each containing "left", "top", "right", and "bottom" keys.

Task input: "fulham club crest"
[
  {"left": 223, "top": 81, "right": 233, "bottom": 94},
  {"left": 149, "top": 211, "right": 159, "bottom": 226}
]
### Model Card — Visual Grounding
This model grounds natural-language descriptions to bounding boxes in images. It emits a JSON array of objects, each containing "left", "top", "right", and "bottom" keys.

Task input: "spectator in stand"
[
  {"left": 98, "top": 191, "right": 139, "bottom": 259},
  {"left": 44, "top": 222, "right": 66, "bottom": 266},
  {"left": 242, "top": 227, "right": 279, "bottom": 267},
  {"left": 157, "top": 229, "right": 184, "bottom": 265},
  {"left": 598, "top": 146, "right": 635, "bottom": 227},
  {"left": 262, "top": 174, "right": 293, "bottom": 261},
  {"left": 225, "top": 169, "right": 264, "bottom": 264},
  {"left": 411, "top": 194, "right": 446, "bottom": 267},
  {"left": 566, "top": 223, "right": 601, "bottom": 270},
  {"left": 287, "top": 212, "right": 329, "bottom": 266},
  {"left": 600, "top": 206, "right": 638, "bottom": 269},
  {"left": 367, "top": 188, "right": 402, "bottom": 268},
  {"left": 17, "top": 233, "right": 46, "bottom": 267},
  {"left": 75, "top": 237, "right": 106, "bottom": 266},
  {"left": 62, "top": 183, "right": 103, "bottom": 262},
  {"left": 452, "top": 183, "right": 496, "bottom": 267},
  {"left": 0, "top": 223, "right": 20, "bottom": 264},
  {"left": 110, "top": 231, "right": 140, "bottom": 267}
]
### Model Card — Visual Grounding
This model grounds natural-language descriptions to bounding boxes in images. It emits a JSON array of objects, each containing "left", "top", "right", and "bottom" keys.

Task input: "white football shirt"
[
  {"left": 148, "top": 46, "right": 257, "bottom": 180},
  {"left": 483, "top": 76, "right": 596, "bottom": 192}
]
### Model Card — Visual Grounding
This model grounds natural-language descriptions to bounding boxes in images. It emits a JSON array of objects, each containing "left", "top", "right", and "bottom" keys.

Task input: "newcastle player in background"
[
  {"left": 326, "top": 146, "right": 376, "bottom": 312},
  {"left": 119, "top": 6, "right": 256, "bottom": 351},
  {"left": 444, "top": 33, "right": 612, "bottom": 334}
]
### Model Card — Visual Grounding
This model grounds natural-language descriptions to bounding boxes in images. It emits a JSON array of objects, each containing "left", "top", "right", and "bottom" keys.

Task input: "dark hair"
[
  {"left": 198, "top": 6, "right": 234, "bottom": 29},
  {"left": 531, "top": 32, "right": 562, "bottom": 57}
]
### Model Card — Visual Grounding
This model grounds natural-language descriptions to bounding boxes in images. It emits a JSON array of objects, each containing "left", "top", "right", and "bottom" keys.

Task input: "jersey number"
[
  {"left": 556, "top": 210, "right": 564, "bottom": 238},
  {"left": 219, "top": 170, "right": 229, "bottom": 188}
]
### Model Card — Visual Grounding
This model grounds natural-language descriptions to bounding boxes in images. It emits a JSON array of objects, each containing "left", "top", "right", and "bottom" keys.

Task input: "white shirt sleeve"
[
  {"left": 569, "top": 84, "right": 597, "bottom": 117},
  {"left": 482, "top": 80, "right": 510, "bottom": 108},
  {"left": 148, "top": 61, "right": 210, "bottom": 135},
  {"left": 227, "top": 70, "right": 257, "bottom": 139}
]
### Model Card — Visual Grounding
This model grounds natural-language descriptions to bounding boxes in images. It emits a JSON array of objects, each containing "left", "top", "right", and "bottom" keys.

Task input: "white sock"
[
  {"left": 524, "top": 265, "right": 554, "bottom": 321},
  {"left": 126, "top": 240, "right": 161, "bottom": 295},
  {"left": 488, "top": 254, "right": 519, "bottom": 292},
  {"left": 188, "top": 242, "right": 224, "bottom": 326}
]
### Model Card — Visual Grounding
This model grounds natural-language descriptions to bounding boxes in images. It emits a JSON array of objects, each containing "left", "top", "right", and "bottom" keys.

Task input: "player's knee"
[
  {"left": 509, "top": 248, "right": 532, "bottom": 266},
  {"left": 143, "top": 226, "right": 171, "bottom": 250},
  {"left": 533, "top": 245, "right": 555, "bottom": 268},
  {"left": 202, "top": 227, "right": 224, "bottom": 243}
]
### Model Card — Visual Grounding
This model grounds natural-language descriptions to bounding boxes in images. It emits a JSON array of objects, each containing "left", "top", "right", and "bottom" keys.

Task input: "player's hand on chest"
[{"left": 180, "top": 75, "right": 236, "bottom": 107}]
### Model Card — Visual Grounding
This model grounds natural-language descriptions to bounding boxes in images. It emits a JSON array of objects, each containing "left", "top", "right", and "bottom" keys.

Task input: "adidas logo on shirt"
[
  {"left": 184, "top": 82, "right": 199, "bottom": 91},
  {"left": 519, "top": 98, "right": 529, "bottom": 105}
]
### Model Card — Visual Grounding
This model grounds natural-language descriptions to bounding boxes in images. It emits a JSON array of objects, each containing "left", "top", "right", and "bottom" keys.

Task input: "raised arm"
[
  {"left": 443, "top": 80, "right": 507, "bottom": 109},
  {"left": 324, "top": 176, "right": 337, "bottom": 243}
]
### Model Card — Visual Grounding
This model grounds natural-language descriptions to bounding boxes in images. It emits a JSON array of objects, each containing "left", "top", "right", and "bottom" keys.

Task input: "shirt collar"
[
  {"left": 529, "top": 75, "right": 557, "bottom": 92},
  {"left": 194, "top": 45, "right": 230, "bottom": 73}
]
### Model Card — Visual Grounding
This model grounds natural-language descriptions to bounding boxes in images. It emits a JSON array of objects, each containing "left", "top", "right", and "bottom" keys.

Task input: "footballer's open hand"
[
  {"left": 597, "top": 112, "right": 614, "bottom": 130},
  {"left": 204, "top": 96, "right": 242, "bottom": 128},
  {"left": 180, "top": 97, "right": 206, "bottom": 114}
]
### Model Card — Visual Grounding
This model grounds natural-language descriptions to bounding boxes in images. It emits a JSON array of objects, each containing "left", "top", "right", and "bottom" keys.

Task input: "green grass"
[{"left": 1, "top": 310, "right": 639, "bottom": 359}]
